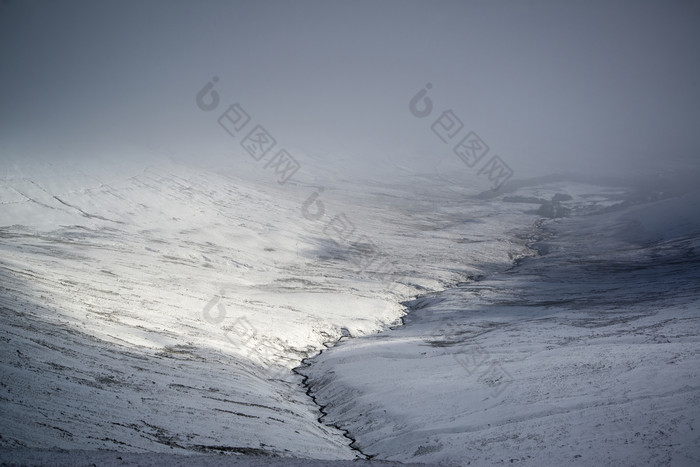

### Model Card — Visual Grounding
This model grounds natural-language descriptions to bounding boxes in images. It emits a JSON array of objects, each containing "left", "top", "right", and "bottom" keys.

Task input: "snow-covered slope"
[
  {"left": 301, "top": 189, "right": 700, "bottom": 465},
  {"left": 0, "top": 154, "right": 535, "bottom": 461}
]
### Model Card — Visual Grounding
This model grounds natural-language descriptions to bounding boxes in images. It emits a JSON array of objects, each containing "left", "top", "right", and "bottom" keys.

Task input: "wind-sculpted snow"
[
  {"left": 301, "top": 189, "right": 700, "bottom": 465},
  {"left": 0, "top": 156, "right": 538, "bottom": 461}
]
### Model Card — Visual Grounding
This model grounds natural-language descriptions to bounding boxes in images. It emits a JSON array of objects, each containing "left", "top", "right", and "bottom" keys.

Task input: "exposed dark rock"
[
  {"left": 537, "top": 201, "right": 570, "bottom": 218},
  {"left": 552, "top": 193, "right": 573, "bottom": 202}
]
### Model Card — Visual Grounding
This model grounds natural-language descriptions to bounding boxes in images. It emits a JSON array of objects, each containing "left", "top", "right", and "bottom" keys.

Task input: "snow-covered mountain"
[{"left": 1, "top": 154, "right": 698, "bottom": 465}]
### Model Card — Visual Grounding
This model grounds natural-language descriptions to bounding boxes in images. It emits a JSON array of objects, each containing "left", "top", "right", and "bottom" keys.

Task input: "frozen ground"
[
  {"left": 1, "top": 154, "right": 698, "bottom": 465},
  {"left": 302, "top": 188, "right": 700, "bottom": 465}
]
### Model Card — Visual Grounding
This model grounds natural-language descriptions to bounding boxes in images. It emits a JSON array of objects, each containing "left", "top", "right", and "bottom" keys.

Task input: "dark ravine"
[{"left": 293, "top": 344, "right": 373, "bottom": 460}]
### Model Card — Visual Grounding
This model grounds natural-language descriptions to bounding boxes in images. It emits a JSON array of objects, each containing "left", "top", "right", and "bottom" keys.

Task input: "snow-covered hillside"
[
  {"left": 302, "top": 188, "right": 700, "bottom": 465},
  {"left": 1, "top": 153, "right": 698, "bottom": 465},
  {"left": 0, "top": 155, "right": 536, "bottom": 463}
]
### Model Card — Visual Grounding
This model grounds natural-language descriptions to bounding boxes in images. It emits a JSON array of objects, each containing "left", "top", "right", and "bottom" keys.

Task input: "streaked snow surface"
[{"left": 1, "top": 154, "right": 698, "bottom": 465}]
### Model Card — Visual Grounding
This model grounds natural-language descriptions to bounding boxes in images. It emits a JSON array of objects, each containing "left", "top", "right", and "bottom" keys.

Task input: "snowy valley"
[{"left": 0, "top": 154, "right": 698, "bottom": 466}]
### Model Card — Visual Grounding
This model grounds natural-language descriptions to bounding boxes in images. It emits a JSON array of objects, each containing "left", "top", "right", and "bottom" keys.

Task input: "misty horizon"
[{"left": 2, "top": 0, "right": 699, "bottom": 183}]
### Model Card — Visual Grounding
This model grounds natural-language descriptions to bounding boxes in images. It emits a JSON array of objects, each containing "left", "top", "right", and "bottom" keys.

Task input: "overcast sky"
[{"left": 1, "top": 0, "right": 699, "bottom": 180}]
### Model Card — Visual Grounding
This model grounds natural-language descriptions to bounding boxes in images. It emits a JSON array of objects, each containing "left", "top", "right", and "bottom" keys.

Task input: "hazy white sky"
[{"left": 1, "top": 0, "right": 699, "bottom": 179}]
